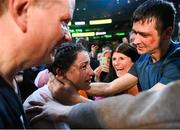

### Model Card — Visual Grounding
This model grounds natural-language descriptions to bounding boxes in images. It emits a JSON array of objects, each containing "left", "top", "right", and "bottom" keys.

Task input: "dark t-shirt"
[
  {"left": 0, "top": 76, "right": 27, "bottom": 128},
  {"left": 129, "top": 42, "right": 180, "bottom": 91}
]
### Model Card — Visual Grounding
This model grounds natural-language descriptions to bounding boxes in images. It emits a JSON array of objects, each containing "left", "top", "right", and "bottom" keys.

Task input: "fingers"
[
  {"left": 25, "top": 105, "right": 42, "bottom": 114},
  {"left": 40, "top": 93, "right": 53, "bottom": 102},
  {"left": 28, "top": 101, "right": 44, "bottom": 106},
  {"left": 30, "top": 112, "right": 44, "bottom": 126}
]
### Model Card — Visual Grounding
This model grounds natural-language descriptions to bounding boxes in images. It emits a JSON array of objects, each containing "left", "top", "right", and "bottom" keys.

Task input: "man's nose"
[
  {"left": 64, "top": 30, "right": 72, "bottom": 42},
  {"left": 61, "top": 24, "right": 72, "bottom": 42}
]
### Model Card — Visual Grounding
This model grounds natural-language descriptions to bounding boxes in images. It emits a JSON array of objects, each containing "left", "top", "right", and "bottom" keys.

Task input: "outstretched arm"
[
  {"left": 27, "top": 80, "right": 180, "bottom": 128},
  {"left": 87, "top": 73, "right": 138, "bottom": 96}
]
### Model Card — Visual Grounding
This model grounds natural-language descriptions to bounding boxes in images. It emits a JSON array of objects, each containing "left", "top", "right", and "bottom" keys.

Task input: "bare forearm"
[
  {"left": 87, "top": 74, "right": 138, "bottom": 97},
  {"left": 86, "top": 82, "right": 110, "bottom": 96}
]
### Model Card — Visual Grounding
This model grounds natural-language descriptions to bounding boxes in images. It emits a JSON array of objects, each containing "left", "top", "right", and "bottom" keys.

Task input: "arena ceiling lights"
[{"left": 89, "top": 19, "right": 112, "bottom": 25}]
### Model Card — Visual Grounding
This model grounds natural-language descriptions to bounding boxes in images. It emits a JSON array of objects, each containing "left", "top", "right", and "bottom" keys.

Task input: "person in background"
[
  {"left": 93, "top": 49, "right": 111, "bottom": 100},
  {"left": 89, "top": 43, "right": 100, "bottom": 71},
  {"left": 0, "top": 0, "right": 75, "bottom": 128},
  {"left": 94, "top": 50, "right": 111, "bottom": 82},
  {"left": 102, "top": 43, "right": 140, "bottom": 95},
  {"left": 89, "top": 42, "right": 99, "bottom": 59},
  {"left": 27, "top": 0, "right": 180, "bottom": 129},
  {"left": 91, "top": 43, "right": 140, "bottom": 100},
  {"left": 122, "top": 37, "right": 129, "bottom": 44}
]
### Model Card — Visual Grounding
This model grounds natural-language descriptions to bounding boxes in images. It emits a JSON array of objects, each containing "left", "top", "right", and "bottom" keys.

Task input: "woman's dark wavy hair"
[
  {"left": 104, "top": 43, "right": 140, "bottom": 82},
  {"left": 48, "top": 43, "right": 87, "bottom": 75}
]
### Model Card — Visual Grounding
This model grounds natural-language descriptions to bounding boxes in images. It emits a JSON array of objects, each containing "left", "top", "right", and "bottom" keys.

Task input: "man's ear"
[
  {"left": 9, "top": 0, "right": 29, "bottom": 32},
  {"left": 162, "top": 26, "right": 173, "bottom": 40}
]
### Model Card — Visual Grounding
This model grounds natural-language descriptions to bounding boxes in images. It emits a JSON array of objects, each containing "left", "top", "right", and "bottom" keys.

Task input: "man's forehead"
[{"left": 133, "top": 17, "right": 157, "bottom": 25}]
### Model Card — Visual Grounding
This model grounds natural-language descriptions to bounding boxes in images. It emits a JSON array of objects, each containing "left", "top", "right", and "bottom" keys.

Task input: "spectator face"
[
  {"left": 131, "top": 18, "right": 161, "bottom": 55},
  {"left": 104, "top": 51, "right": 111, "bottom": 59},
  {"left": 28, "top": 0, "right": 75, "bottom": 65},
  {"left": 101, "top": 51, "right": 111, "bottom": 72},
  {"left": 112, "top": 52, "right": 133, "bottom": 77},
  {"left": 64, "top": 51, "right": 94, "bottom": 90}
]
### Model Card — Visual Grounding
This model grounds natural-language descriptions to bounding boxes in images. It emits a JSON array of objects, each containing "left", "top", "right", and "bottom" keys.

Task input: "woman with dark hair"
[
  {"left": 92, "top": 43, "right": 140, "bottom": 100},
  {"left": 104, "top": 43, "right": 140, "bottom": 95},
  {"left": 23, "top": 43, "right": 94, "bottom": 128}
]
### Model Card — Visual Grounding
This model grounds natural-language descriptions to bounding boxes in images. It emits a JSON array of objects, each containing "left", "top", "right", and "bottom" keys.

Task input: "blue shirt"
[{"left": 129, "top": 42, "right": 180, "bottom": 91}]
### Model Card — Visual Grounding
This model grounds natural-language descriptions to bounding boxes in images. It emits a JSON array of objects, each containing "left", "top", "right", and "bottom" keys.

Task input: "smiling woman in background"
[{"left": 92, "top": 43, "right": 140, "bottom": 98}]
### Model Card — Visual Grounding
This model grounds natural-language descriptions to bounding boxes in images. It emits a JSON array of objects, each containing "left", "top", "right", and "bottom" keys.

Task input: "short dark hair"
[
  {"left": 48, "top": 43, "right": 87, "bottom": 75},
  {"left": 132, "top": 0, "right": 176, "bottom": 34}
]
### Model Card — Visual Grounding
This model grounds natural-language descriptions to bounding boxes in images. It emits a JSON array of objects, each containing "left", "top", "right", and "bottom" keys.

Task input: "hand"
[
  {"left": 26, "top": 94, "right": 73, "bottom": 125},
  {"left": 48, "top": 72, "right": 80, "bottom": 105},
  {"left": 94, "top": 66, "right": 102, "bottom": 81},
  {"left": 90, "top": 45, "right": 99, "bottom": 58},
  {"left": 91, "top": 45, "right": 98, "bottom": 53}
]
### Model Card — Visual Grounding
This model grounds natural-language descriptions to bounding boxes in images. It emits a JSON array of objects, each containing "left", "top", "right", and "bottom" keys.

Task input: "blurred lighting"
[
  {"left": 115, "top": 32, "right": 125, "bottom": 36},
  {"left": 96, "top": 32, "right": 106, "bottom": 35},
  {"left": 89, "top": 19, "right": 112, "bottom": 25},
  {"left": 69, "top": 29, "right": 75, "bottom": 33},
  {"left": 74, "top": 21, "right": 86, "bottom": 25},
  {"left": 75, "top": 29, "right": 83, "bottom": 33},
  {"left": 104, "top": 35, "right": 112, "bottom": 38},
  {"left": 68, "top": 22, "right": 71, "bottom": 26},
  {"left": 72, "top": 32, "right": 95, "bottom": 37}
]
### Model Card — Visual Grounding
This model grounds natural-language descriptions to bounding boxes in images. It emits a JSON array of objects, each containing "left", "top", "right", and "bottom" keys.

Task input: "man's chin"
[{"left": 137, "top": 50, "right": 145, "bottom": 55}]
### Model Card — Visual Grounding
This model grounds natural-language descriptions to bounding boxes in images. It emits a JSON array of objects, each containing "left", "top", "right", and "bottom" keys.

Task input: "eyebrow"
[
  {"left": 72, "top": 60, "right": 89, "bottom": 67},
  {"left": 79, "top": 61, "right": 89, "bottom": 65},
  {"left": 131, "top": 29, "right": 150, "bottom": 36},
  {"left": 77, "top": 60, "right": 89, "bottom": 66}
]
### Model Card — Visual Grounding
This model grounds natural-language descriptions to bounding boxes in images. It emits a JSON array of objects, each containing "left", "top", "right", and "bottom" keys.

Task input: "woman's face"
[
  {"left": 64, "top": 51, "right": 94, "bottom": 90},
  {"left": 112, "top": 52, "right": 133, "bottom": 77}
]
